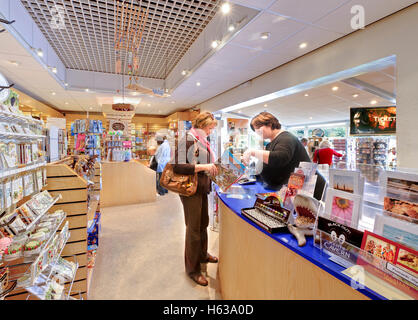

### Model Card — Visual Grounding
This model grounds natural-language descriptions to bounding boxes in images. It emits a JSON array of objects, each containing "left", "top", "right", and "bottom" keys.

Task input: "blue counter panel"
[{"left": 216, "top": 182, "right": 386, "bottom": 300}]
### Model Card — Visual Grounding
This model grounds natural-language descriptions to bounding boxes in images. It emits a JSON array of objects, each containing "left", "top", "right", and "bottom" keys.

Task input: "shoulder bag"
[{"left": 159, "top": 134, "right": 199, "bottom": 197}]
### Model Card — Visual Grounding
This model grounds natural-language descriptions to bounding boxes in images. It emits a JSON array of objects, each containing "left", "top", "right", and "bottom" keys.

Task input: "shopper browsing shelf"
[
  {"left": 243, "top": 112, "right": 311, "bottom": 190},
  {"left": 313, "top": 140, "right": 343, "bottom": 166},
  {"left": 172, "top": 112, "right": 219, "bottom": 287},
  {"left": 155, "top": 136, "right": 171, "bottom": 196}
]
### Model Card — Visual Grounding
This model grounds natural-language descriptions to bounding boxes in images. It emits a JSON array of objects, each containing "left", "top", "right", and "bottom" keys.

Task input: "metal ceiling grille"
[{"left": 20, "top": 0, "right": 220, "bottom": 79}]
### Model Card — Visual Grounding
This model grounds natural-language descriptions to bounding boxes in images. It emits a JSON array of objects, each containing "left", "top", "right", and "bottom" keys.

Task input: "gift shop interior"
[{"left": 0, "top": 1, "right": 417, "bottom": 301}]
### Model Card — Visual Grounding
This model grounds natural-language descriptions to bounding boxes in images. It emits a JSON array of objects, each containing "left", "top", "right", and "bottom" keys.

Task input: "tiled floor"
[{"left": 88, "top": 192, "right": 221, "bottom": 300}]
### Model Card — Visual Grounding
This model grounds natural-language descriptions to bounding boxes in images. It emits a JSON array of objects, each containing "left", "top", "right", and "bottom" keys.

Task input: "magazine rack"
[{"left": 313, "top": 165, "right": 418, "bottom": 300}]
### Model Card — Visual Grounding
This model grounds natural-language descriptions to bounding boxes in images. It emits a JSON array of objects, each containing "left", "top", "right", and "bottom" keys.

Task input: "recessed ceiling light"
[
  {"left": 9, "top": 61, "right": 20, "bottom": 66},
  {"left": 221, "top": 2, "right": 231, "bottom": 15},
  {"left": 36, "top": 48, "right": 44, "bottom": 57},
  {"left": 332, "top": 86, "right": 339, "bottom": 91},
  {"left": 264, "top": 104, "right": 268, "bottom": 107},
  {"left": 50, "top": 67, "right": 57, "bottom": 74},
  {"left": 89, "top": 107, "right": 93, "bottom": 110},
  {"left": 51, "top": 92, "right": 56, "bottom": 96},
  {"left": 85, "top": 88, "right": 89, "bottom": 92},
  {"left": 371, "top": 100, "right": 377, "bottom": 105},
  {"left": 299, "top": 42, "right": 308, "bottom": 49},
  {"left": 147, "top": 104, "right": 151, "bottom": 107},
  {"left": 211, "top": 40, "right": 220, "bottom": 49},
  {"left": 65, "top": 102, "right": 69, "bottom": 105},
  {"left": 352, "top": 94, "right": 359, "bottom": 98},
  {"left": 260, "top": 32, "right": 271, "bottom": 40},
  {"left": 228, "top": 24, "right": 235, "bottom": 32},
  {"left": 196, "top": 82, "right": 201, "bottom": 86},
  {"left": 181, "top": 70, "right": 188, "bottom": 76},
  {"left": 309, "top": 117, "right": 313, "bottom": 120},
  {"left": 304, "top": 94, "right": 309, "bottom": 97},
  {"left": 64, "top": 83, "right": 68, "bottom": 87},
  {"left": 131, "top": 92, "right": 138, "bottom": 96}
]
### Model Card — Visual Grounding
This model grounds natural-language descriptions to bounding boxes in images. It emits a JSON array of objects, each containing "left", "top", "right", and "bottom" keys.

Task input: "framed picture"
[
  {"left": 395, "top": 246, "right": 418, "bottom": 276},
  {"left": 329, "top": 169, "right": 364, "bottom": 195},
  {"left": 324, "top": 188, "right": 362, "bottom": 228},
  {"left": 374, "top": 213, "right": 418, "bottom": 250}
]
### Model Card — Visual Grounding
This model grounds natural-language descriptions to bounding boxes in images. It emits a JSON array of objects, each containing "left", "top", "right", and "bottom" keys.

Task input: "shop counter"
[
  {"left": 100, "top": 160, "right": 156, "bottom": 207},
  {"left": 216, "top": 182, "right": 386, "bottom": 300}
]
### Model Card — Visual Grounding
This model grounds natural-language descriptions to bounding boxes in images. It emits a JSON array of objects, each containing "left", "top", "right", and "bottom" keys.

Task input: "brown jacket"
[{"left": 172, "top": 132, "right": 212, "bottom": 194}]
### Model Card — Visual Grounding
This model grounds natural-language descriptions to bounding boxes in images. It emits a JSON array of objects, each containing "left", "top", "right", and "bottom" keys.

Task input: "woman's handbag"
[
  {"left": 159, "top": 134, "right": 199, "bottom": 197},
  {"left": 159, "top": 163, "right": 198, "bottom": 197}
]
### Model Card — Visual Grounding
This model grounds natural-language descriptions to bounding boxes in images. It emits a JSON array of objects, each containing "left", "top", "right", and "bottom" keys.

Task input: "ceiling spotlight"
[
  {"left": 371, "top": 100, "right": 377, "bottom": 105},
  {"left": 147, "top": 104, "right": 151, "bottom": 107},
  {"left": 64, "top": 83, "right": 68, "bottom": 87},
  {"left": 36, "top": 48, "right": 44, "bottom": 57},
  {"left": 49, "top": 66, "right": 57, "bottom": 74},
  {"left": 299, "top": 42, "right": 308, "bottom": 49},
  {"left": 51, "top": 92, "right": 56, "bottom": 96},
  {"left": 131, "top": 92, "right": 138, "bottom": 96},
  {"left": 221, "top": 2, "right": 231, "bottom": 15},
  {"left": 228, "top": 24, "right": 235, "bottom": 32},
  {"left": 89, "top": 107, "right": 93, "bottom": 110},
  {"left": 211, "top": 40, "right": 220, "bottom": 49},
  {"left": 181, "top": 70, "right": 188, "bottom": 76},
  {"left": 196, "top": 82, "right": 201, "bottom": 86},
  {"left": 352, "top": 94, "right": 359, "bottom": 98},
  {"left": 304, "top": 94, "right": 309, "bottom": 97},
  {"left": 85, "top": 88, "right": 89, "bottom": 92},
  {"left": 65, "top": 102, "right": 69, "bottom": 105},
  {"left": 260, "top": 32, "right": 271, "bottom": 40},
  {"left": 309, "top": 117, "right": 313, "bottom": 120},
  {"left": 264, "top": 104, "right": 268, "bottom": 107},
  {"left": 332, "top": 86, "right": 339, "bottom": 91}
]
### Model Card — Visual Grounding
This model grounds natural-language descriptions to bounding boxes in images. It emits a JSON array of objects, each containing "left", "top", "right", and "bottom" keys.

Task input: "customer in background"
[
  {"left": 301, "top": 138, "right": 309, "bottom": 157},
  {"left": 173, "top": 112, "right": 219, "bottom": 287},
  {"left": 155, "top": 136, "right": 171, "bottom": 195},
  {"left": 313, "top": 140, "right": 343, "bottom": 166}
]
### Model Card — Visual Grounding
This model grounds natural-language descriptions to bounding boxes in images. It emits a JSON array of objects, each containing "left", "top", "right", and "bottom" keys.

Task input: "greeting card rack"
[{"left": 312, "top": 165, "right": 418, "bottom": 300}]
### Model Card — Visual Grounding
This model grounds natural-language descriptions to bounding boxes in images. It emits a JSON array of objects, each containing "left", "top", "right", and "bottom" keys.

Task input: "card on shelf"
[
  {"left": 324, "top": 188, "right": 362, "bottom": 229},
  {"left": 329, "top": 169, "right": 364, "bottom": 195}
]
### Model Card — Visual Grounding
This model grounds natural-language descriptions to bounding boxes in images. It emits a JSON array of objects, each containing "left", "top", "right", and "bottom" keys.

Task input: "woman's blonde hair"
[
  {"left": 192, "top": 111, "right": 217, "bottom": 129},
  {"left": 319, "top": 140, "right": 331, "bottom": 149}
]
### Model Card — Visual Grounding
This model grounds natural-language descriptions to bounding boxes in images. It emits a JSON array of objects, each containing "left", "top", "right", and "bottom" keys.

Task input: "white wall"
[{"left": 198, "top": 4, "right": 418, "bottom": 168}]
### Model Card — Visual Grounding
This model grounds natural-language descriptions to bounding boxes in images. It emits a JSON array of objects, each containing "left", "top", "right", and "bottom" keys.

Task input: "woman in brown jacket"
[{"left": 173, "top": 112, "right": 219, "bottom": 286}]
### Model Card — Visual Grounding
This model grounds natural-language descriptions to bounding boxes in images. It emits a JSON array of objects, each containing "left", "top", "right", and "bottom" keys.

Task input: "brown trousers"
[{"left": 180, "top": 192, "right": 209, "bottom": 276}]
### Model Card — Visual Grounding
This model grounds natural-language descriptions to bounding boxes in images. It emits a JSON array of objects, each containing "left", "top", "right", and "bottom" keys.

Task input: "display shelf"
[
  {"left": 0, "top": 161, "right": 46, "bottom": 179},
  {"left": 0, "top": 131, "right": 46, "bottom": 141},
  {"left": 0, "top": 110, "right": 43, "bottom": 125},
  {"left": 5, "top": 213, "right": 67, "bottom": 276}
]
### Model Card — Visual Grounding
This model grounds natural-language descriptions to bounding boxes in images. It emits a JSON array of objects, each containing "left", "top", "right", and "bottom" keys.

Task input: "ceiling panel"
[
  {"left": 230, "top": 0, "right": 275, "bottom": 10},
  {"left": 231, "top": 12, "right": 306, "bottom": 51},
  {"left": 269, "top": 0, "right": 349, "bottom": 24},
  {"left": 20, "top": 0, "right": 221, "bottom": 79}
]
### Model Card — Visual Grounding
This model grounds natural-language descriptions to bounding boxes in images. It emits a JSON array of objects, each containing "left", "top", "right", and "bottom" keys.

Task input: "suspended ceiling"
[{"left": 20, "top": 0, "right": 221, "bottom": 79}]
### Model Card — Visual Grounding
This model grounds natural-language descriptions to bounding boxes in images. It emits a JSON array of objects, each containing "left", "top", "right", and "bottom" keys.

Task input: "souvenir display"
[
  {"left": 0, "top": 236, "right": 12, "bottom": 260},
  {"left": 292, "top": 194, "right": 320, "bottom": 229},
  {"left": 283, "top": 172, "right": 305, "bottom": 209},
  {"left": 23, "top": 240, "right": 42, "bottom": 258},
  {"left": 6, "top": 212, "right": 27, "bottom": 234},
  {"left": 2, "top": 242, "right": 23, "bottom": 261},
  {"left": 329, "top": 169, "right": 364, "bottom": 195},
  {"left": 26, "top": 191, "right": 54, "bottom": 216},
  {"left": 324, "top": 188, "right": 362, "bottom": 229},
  {"left": 19, "top": 204, "right": 37, "bottom": 222}
]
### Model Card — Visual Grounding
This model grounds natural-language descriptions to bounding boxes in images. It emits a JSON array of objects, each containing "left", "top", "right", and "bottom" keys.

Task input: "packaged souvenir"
[
  {"left": 0, "top": 226, "right": 13, "bottom": 238},
  {"left": 36, "top": 170, "right": 43, "bottom": 191},
  {"left": 26, "top": 197, "right": 43, "bottom": 216},
  {"left": 0, "top": 181, "right": 4, "bottom": 213},
  {"left": 42, "top": 168, "right": 47, "bottom": 186},
  {"left": 17, "top": 210, "right": 31, "bottom": 226},
  {"left": 19, "top": 204, "right": 37, "bottom": 222},
  {"left": 3, "top": 242, "right": 23, "bottom": 261},
  {"left": 12, "top": 177, "right": 23, "bottom": 204},
  {"left": 45, "top": 281, "right": 64, "bottom": 300},
  {"left": 29, "top": 231, "right": 47, "bottom": 243},
  {"left": 31, "top": 144, "right": 39, "bottom": 162},
  {"left": 23, "top": 240, "right": 42, "bottom": 257},
  {"left": 16, "top": 274, "right": 32, "bottom": 288},
  {"left": 30, "top": 251, "right": 44, "bottom": 284},
  {"left": 7, "top": 212, "right": 27, "bottom": 234},
  {"left": 3, "top": 143, "right": 17, "bottom": 168},
  {"left": 23, "top": 174, "right": 34, "bottom": 197},
  {"left": 4, "top": 180, "right": 12, "bottom": 209}
]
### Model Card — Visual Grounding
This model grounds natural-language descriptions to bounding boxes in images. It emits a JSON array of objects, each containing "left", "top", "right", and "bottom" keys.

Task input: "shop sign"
[{"left": 350, "top": 106, "right": 396, "bottom": 136}]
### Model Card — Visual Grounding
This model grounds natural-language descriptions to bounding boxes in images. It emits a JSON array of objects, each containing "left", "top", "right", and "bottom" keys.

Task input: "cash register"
[{"left": 241, "top": 193, "right": 290, "bottom": 233}]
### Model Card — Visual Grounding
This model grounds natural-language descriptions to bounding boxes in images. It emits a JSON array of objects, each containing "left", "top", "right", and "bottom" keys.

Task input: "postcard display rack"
[
  {"left": 313, "top": 167, "right": 418, "bottom": 300},
  {"left": 71, "top": 119, "right": 104, "bottom": 161}
]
